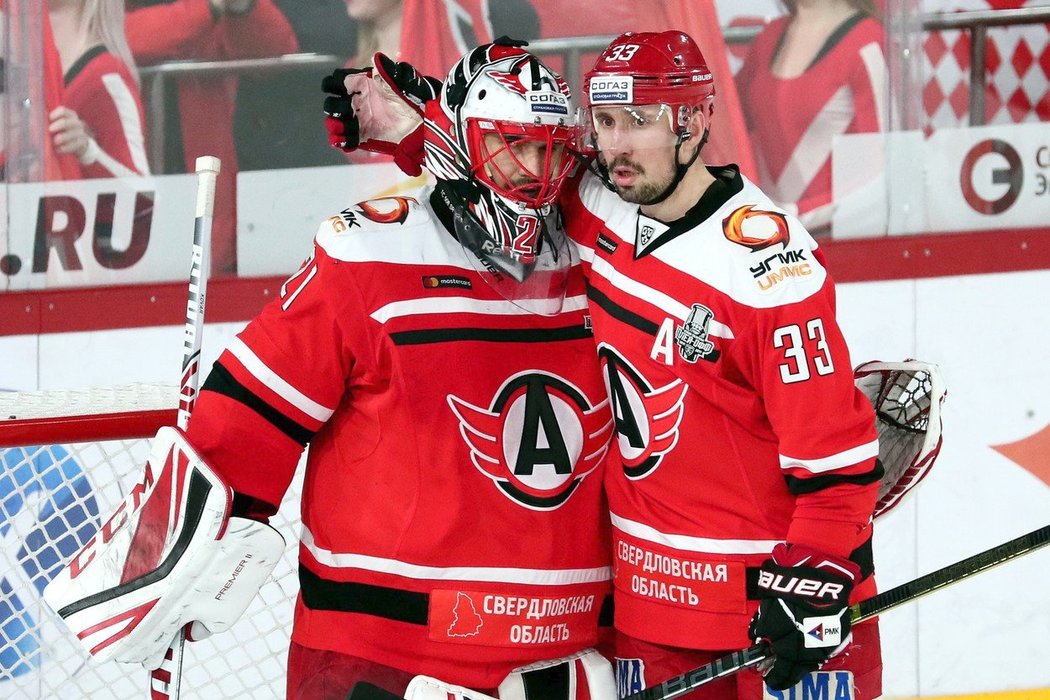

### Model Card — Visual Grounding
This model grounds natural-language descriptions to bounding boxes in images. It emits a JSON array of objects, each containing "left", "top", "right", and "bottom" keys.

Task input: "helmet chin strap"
[{"left": 639, "top": 126, "right": 708, "bottom": 207}]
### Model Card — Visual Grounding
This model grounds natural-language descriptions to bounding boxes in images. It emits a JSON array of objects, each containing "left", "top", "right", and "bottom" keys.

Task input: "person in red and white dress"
[
  {"left": 47, "top": 0, "right": 150, "bottom": 179},
  {"left": 736, "top": 0, "right": 887, "bottom": 234}
]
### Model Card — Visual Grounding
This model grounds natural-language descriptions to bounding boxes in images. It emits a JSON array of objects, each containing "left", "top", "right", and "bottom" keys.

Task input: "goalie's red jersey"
[
  {"left": 561, "top": 168, "right": 880, "bottom": 650},
  {"left": 187, "top": 189, "right": 613, "bottom": 686}
]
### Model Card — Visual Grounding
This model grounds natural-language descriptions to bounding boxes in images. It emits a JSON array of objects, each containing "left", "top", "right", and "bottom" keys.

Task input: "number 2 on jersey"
[{"left": 772, "top": 318, "right": 834, "bottom": 383}]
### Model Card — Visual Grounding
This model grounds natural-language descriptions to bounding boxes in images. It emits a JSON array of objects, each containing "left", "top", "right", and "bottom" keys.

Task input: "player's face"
[
  {"left": 590, "top": 104, "right": 678, "bottom": 204},
  {"left": 481, "top": 132, "right": 566, "bottom": 200}
]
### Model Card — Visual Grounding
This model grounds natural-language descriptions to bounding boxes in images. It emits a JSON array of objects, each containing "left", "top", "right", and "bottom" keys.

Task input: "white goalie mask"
[{"left": 423, "top": 39, "right": 581, "bottom": 315}]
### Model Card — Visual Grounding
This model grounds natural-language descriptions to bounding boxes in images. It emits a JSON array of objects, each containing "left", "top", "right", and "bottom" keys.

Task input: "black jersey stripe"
[
  {"left": 300, "top": 567, "right": 430, "bottom": 624},
  {"left": 585, "top": 283, "right": 659, "bottom": 336},
  {"left": 201, "top": 362, "right": 314, "bottom": 446},
  {"left": 389, "top": 324, "right": 592, "bottom": 346},
  {"left": 783, "top": 459, "right": 885, "bottom": 495}
]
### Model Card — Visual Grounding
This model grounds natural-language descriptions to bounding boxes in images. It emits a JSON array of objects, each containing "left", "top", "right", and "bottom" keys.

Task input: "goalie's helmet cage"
[{"left": 423, "top": 41, "right": 578, "bottom": 260}]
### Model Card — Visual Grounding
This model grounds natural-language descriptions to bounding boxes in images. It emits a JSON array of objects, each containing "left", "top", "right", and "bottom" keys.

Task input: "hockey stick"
[
  {"left": 624, "top": 522, "right": 1050, "bottom": 700},
  {"left": 148, "top": 155, "right": 220, "bottom": 700}
]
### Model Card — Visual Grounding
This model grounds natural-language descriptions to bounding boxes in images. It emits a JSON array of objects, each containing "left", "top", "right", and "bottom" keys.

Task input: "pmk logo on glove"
[{"left": 801, "top": 615, "right": 843, "bottom": 648}]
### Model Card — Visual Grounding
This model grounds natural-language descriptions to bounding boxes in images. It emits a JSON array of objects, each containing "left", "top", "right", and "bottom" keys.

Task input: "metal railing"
[{"left": 136, "top": 8, "right": 1050, "bottom": 172}]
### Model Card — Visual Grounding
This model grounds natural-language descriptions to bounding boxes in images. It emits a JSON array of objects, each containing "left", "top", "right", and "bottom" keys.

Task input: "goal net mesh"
[{"left": 0, "top": 385, "right": 304, "bottom": 699}]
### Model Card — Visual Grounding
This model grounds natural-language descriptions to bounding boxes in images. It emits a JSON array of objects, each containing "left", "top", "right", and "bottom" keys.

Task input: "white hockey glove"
[
  {"left": 498, "top": 648, "right": 616, "bottom": 700},
  {"left": 42, "top": 426, "right": 285, "bottom": 669},
  {"left": 853, "top": 359, "right": 946, "bottom": 517},
  {"left": 346, "top": 677, "right": 497, "bottom": 700},
  {"left": 345, "top": 649, "right": 613, "bottom": 700},
  {"left": 322, "top": 52, "right": 440, "bottom": 176}
]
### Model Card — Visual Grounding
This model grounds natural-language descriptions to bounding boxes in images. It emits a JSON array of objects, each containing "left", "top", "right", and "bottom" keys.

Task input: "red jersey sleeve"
[
  {"left": 216, "top": 0, "right": 298, "bottom": 59},
  {"left": 125, "top": 0, "right": 216, "bottom": 63},
  {"left": 65, "top": 53, "right": 149, "bottom": 178},
  {"left": 125, "top": 0, "right": 296, "bottom": 63},
  {"left": 186, "top": 244, "right": 358, "bottom": 515},
  {"left": 746, "top": 266, "right": 879, "bottom": 558}
]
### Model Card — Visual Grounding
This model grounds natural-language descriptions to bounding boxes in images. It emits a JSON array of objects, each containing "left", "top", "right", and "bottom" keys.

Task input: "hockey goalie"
[{"left": 42, "top": 426, "right": 285, "bottom": 670}]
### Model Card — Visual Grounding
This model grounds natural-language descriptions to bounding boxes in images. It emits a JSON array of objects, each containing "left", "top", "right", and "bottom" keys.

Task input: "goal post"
[{"left": 0, "top": 385, "right": 304, "bottom": 700}]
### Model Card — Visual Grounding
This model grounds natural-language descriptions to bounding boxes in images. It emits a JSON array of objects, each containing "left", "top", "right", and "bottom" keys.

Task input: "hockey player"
[
  {"left": 44, "top": 40, "right": 617, "bottom": 700},
  {"left": 323, "top": 30, "right": 883, "bottom": 700}
]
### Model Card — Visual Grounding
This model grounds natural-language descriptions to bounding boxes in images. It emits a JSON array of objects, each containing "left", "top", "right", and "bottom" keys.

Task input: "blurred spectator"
[
  {"left": 125, "top": 0, "right": 298, "bottom": 275},
  {"left": 345, "top": 0, "right": 402, "bottom": 66},
  {"left": 234, "top": 0, "right": 355, "bottom": 171},
  {"left": 736, "top": 0, "right": 887, "bottom": 233},
  {"left": 48, "top": 0, "right": 149, "bottom": 179}
]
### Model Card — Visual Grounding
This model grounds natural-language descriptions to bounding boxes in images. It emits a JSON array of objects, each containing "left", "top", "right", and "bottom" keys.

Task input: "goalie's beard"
[{"left": 430, "top": 181, "right": 575, "bottom": 317}]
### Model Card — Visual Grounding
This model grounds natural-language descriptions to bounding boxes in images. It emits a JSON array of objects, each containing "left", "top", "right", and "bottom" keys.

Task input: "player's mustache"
[{"left": 607, "top": 156, "right": 644, "bottom": 174}]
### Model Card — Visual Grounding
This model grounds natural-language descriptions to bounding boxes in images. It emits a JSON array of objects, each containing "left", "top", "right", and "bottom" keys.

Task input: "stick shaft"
[
  {"left": 626, "top": 523, "right": 1050, "bottom": 700},
  {"left": 176, "top": 155, "right": 220, "bottom": 430},
  {"left": 150, "top": 155, "right": 220, "bottom": 700}
]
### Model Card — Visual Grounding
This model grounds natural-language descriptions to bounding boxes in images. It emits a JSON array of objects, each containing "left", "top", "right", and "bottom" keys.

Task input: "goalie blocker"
[{"left": 42, "top": 427, "right": 285, "bottom": 670}]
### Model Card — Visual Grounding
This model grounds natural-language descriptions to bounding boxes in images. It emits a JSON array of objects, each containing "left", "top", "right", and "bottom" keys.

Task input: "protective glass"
[{"left": 580, "top": 102, "right": 696, "bottom": 203}]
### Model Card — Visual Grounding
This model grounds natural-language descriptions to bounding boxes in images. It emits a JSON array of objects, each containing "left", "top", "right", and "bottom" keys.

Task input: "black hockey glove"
[
  {"left": 748, "top": 543, "right": 860, "bottom": 690},
  {"left": 322, "top": 53, "right": 440, "bottom": 176}
]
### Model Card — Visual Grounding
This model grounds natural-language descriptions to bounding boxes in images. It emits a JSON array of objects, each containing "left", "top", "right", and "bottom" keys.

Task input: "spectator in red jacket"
[
  {"left": 125, "top": 0, "right": 298, "bottom": 275},
  {"left": 48, "top": 0, "right": 149, "bottom": 179}
]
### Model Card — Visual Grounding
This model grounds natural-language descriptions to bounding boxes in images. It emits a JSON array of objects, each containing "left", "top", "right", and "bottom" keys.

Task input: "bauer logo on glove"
[{"left": 748, "top": 543, "right": 859, "bottom": 691}]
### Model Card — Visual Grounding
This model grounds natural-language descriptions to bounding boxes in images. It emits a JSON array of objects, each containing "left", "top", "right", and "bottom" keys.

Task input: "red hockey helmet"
[{"left": 584, "top": 31, "right": 715, "bottom": 117}]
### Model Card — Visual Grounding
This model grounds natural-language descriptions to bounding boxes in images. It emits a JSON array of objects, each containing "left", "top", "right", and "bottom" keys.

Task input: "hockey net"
[{"left": 0, "top": 385, "right": 304, "bottom": 699}]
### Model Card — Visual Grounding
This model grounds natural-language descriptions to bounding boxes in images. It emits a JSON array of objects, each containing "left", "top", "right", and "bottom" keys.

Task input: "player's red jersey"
[
  {"left": 736, "top": 14, "right": 887, "bottom": 231},
  {"left": 560, "top": 168, "right": 880, "bottom": 650},
  {"left": 187, "top": 188, "right": 613, "bottom": 687},
  {"left": 63, "top": 47, "right": 149, "bottom": 179}
]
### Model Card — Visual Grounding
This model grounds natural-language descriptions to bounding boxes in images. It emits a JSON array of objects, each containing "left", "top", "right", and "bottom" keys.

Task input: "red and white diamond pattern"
[{"left": 923, "top": 1, "right": 1050, "bottom": 133}]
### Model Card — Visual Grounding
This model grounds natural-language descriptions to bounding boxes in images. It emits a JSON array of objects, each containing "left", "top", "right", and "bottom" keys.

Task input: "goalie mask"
[
  {"left": 424, "top": 39, "right": 580, "bottom": 316},
  {"left": 582, "top": 31, "right": 715, "bottom": 205}
]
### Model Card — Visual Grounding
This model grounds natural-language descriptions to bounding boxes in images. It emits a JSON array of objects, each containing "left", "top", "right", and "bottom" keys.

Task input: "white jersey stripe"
[
  {"left": 611, "top": 513, "right": 782, "bottom": 555},
  {"left": 302, "top": 526, "right": 612, "bottom": 585},
  {"left": 101, "top": 72, "right": 150, "bottom": 175},
  {"left": 779, "top": 438, "right": 880, "bottom": 474},
  {"left": 577, "top": 244, "right": 735, "bottom": 339},
  {"left": 370, "top": 293, "right": 589, "bottom": 323},
  {"left": 228, "top": 337, "right": 336, "bottom": 422},
  {"left": 774, "top": 84, "right": 852, "bottom": 205},
  {"left": 860, "top": 41, "right": 889, "bottom": 131}
]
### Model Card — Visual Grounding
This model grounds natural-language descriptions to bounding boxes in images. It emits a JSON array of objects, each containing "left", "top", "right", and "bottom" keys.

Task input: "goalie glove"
[
  {"left": 854, "top": 359, "right": 946, "bottom": 517},
  {"left": 322, "top": 52, "right": 440, "bottom": 176},
  {"left": 42, "top": 426, "right": 284, "bottom": 669},
  {"left": 748, "top": 543, "right": 859, "bottom": 691}
]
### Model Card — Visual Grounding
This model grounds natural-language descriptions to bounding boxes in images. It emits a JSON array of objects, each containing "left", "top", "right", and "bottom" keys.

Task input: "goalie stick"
[
  {"left": 148, "top": 155, "right": 220, "bottom": 700},
  {"left": 623, "top": 522, "right": 1050, "bottom": 700}
]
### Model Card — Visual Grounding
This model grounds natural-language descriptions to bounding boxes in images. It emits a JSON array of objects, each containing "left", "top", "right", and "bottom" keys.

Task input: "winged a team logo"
[
  {"left": 598, "top": 344, "right": 686, "bottom": 479},
  {"left": 448, "top": 372, "right": 612, "bottom": 510}
]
